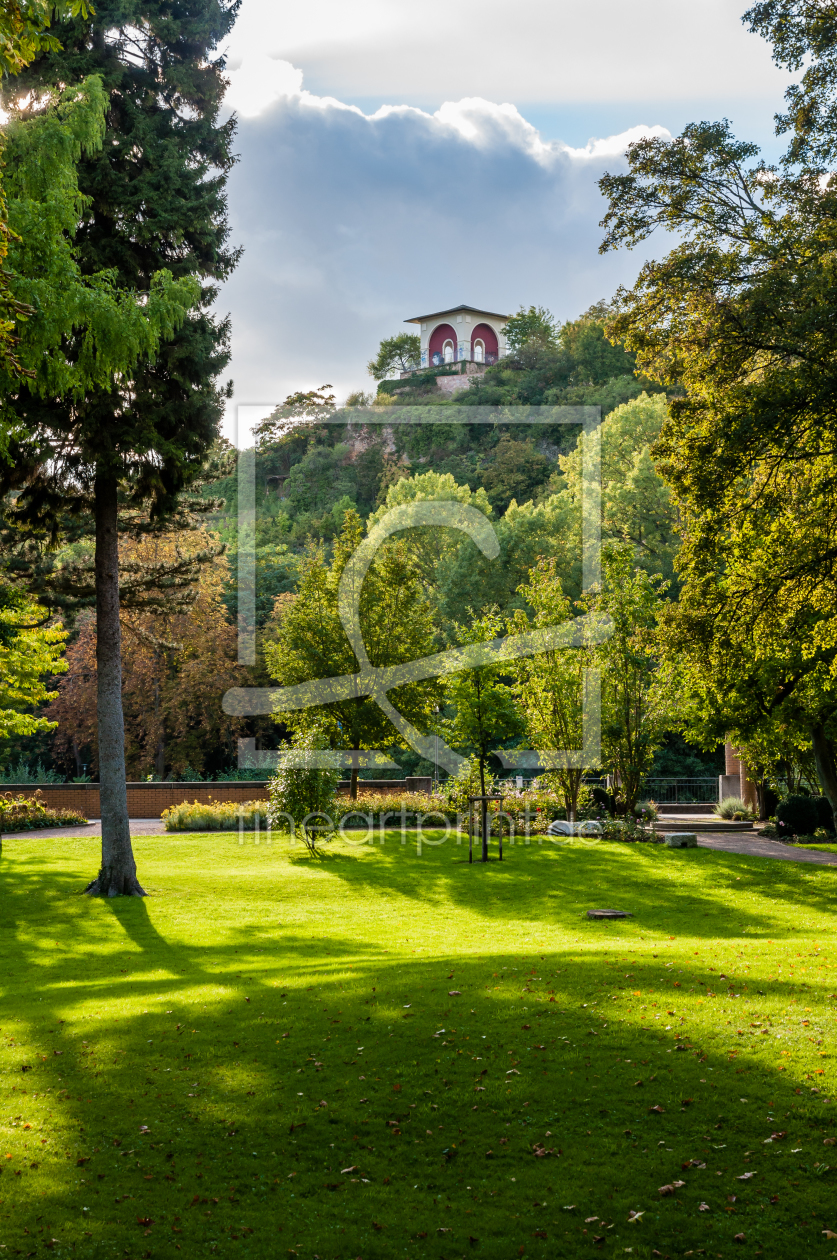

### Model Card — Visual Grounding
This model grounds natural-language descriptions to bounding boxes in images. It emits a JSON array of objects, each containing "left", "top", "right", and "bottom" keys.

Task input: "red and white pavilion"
[{"left": 404, "top": 303, "right": 510, "bottom": 371}]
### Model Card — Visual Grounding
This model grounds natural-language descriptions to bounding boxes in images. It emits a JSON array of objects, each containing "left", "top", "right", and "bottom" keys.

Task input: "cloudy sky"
[{"left": 216, "top": 0, "right": 791, "bottom": 440}]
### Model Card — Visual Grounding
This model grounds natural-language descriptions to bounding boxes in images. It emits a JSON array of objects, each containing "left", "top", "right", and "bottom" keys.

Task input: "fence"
[
  {"left": 640, "top": 778, "right": 718, "bottom": 805},
  {"left": 497, "top": 776, "right": 719, "bottom": 805}
]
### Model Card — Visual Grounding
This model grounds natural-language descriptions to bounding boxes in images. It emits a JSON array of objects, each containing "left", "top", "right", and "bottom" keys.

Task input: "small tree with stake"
[
  {"left": 440, "top": 610, "right": 523, "bottom": 860},
  {"left": 267, "top": 729, "right": 339, "bottom": 854}
]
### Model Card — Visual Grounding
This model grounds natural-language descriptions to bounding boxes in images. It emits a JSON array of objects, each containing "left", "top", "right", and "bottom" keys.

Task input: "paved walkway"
[
  {"left": 1, "top": 818, "right": 167, "bottom": 841},
  {"left": 697, "top": 831, "right": 837, "bottom": 865}
]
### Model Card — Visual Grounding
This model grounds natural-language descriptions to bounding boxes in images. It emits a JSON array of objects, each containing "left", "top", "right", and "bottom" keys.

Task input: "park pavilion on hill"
[{"left": 404, "top": 304, "right": 510, "bottom": 372}]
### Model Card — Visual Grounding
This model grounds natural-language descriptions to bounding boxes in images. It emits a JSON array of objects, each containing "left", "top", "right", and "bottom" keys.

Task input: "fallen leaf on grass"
[
  {"left": 699, "top": 1202, "right": 710, "bottom": 1211},
  {"left": 448, "top": 991, "right": 462, "bottom": 996},
  {"left": 627, "top": 1210, "right": 644, "bottom": 1222},
  {"left": 736, "top": 1172, "right": 756, "bottom": 1180},
  {"left": 341, "top": 1166, "right": 358, "bottom": 1174},
  {"left": 823, "top": 1230, "right": 837, "bottom": 1240},
  {"left": 659, "top": 1185, "right": 675, "bottom": 1196},
  {"left": 734, "top": 1234, "right": 746, "bottom": 1243},
  {"left": 649, "top": 1105, "right": 665, "bottom": 1114},
  {"left": 136, "top": 1217, "right": 154, "bottom": 1227}
]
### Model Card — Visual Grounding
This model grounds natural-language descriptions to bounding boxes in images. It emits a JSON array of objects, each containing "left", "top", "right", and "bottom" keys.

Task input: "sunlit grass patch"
[{"left": 1, "top": 833, "right": 836, "bottom": 1258}]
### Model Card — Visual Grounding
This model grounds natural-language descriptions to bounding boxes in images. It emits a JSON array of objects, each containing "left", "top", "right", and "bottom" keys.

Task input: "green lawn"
[{"left": 1, "top": 831, "right": 836, "bottom": 1260}]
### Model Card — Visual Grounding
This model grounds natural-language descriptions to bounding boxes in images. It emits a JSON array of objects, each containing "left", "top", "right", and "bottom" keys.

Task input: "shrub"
[
  {"left": 814, "top": 796, "right": 835, "bottom": 831},
  {"left": 161, "top": 799, "right": 268, "bottom": 832},
  {"left": 0, "top": 759, "right": 64, "bottom": 785},
  {"left": 634, "top": 800, "right": 658, "bottom": 823},
  {"left": 441, "top": 757, "right": 496, "bottom": 813},
  {"left": 591, "top": 785, "right": 615, "bottom": 815},
  {"left": 715, "top": 796, "right": 756, "bottom": 821},
  {"left": 776, "top": 794, "right": 834, "bottom": 839},
  {"left": 597, "top": 817, "right": 657, "bottom": 843},
  {"left": 0, "top": 791, "right": 87, "bottom": 831},
  {"left": 267, "top": 730, "right": 340, "bottom": 853}
]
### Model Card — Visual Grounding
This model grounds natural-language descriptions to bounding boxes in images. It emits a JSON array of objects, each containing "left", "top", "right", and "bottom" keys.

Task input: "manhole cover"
[{"left": 586, "top": 908, "right": 633, "bottom": 919}]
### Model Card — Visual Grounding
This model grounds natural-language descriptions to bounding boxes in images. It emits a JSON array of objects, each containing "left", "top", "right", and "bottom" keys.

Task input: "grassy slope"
[{"left": 1, "top": 833, "right": 836, "bottom": 1260}]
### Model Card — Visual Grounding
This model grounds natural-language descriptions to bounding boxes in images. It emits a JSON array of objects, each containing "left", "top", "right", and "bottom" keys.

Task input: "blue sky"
[{"left": 216, "top": 0, "right": 791, "bottom": 438}]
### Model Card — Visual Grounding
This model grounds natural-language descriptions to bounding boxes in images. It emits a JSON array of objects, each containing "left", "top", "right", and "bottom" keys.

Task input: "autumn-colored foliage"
[{"left": 46, "top": 532, "right": 249, "bottom": 779}]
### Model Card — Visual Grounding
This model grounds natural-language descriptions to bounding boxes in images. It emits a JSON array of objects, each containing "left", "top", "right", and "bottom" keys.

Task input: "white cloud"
[
  {"left": 224, "top": 56, "right": 303, "bottom": 118},
  {"left": 221, "top": 0, "right": 788, "bottom": 107},
  {"left": 217, "top": 67, "right": 671, "bottom": 441}
]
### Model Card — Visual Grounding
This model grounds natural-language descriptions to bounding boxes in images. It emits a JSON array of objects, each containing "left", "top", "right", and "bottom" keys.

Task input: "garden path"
[{"left": 698, "top": 831, "right": 837, "bottom": 865}]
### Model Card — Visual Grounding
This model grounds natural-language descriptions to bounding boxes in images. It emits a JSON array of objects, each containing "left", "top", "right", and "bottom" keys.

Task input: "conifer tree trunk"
[{"left": 85, "top": 469, "right": 145, "bottom": 897}]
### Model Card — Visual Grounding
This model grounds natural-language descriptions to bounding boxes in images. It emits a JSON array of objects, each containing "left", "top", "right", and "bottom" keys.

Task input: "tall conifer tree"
[{"left": 0, "top": 1, "right": 240, "bottom": 895}]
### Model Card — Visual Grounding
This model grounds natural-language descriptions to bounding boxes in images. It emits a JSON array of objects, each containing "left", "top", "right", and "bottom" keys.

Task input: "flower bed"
[
  {"left": 159, "top": 788, "right": 659, "bottom": 843},
  {"left": 0, "top": 791, "right": 88, "bottom": 831},
  {"left": 161, "top": 798, "right": 269, "bottom": 831}
]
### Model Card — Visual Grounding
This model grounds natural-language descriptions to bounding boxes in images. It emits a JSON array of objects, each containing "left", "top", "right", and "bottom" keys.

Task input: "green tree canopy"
[
  {"left": 0, "top": 588, "right": 67, "bottom": 740},
  {"left": 503, "top": 305, "right": 558, "bottom": 356},
  {"left": 508, "top": 557, "right": 593, "bottom": 821},
  {"left": 598, "top": 106, "right": 837, "bottom": 817},
  {"left": 555, "top": 392, "right": 678, "bottom": 580},
  {"left": 367, "top": 334, "right": 420, "bottom": 380},
  {"left": 1, "top": 0, "right": 240, "bottom": 895},
  {"left": 264, "top": 509, "right": 440, "bottom": 799},
  {"left": 439, "top": 609, "right": 523, "bottom": 807},
  {"left": 585, "top": 547, "right": 676, "bottom": 814}
]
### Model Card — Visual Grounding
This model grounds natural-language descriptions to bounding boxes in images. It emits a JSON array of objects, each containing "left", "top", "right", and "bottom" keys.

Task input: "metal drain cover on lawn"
[{"left": 586, "top": 908, "right": 633, "bottom": 919}]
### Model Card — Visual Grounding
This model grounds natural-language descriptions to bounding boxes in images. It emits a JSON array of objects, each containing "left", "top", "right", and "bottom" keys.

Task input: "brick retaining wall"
[{"left": 0, "top": 777, "right": 433, "bottom": 820}]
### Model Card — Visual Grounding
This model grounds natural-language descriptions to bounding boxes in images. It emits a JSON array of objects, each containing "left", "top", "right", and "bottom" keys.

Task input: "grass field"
[{"left": 1, "top": 830, "right": 836, "bottom": 1260}]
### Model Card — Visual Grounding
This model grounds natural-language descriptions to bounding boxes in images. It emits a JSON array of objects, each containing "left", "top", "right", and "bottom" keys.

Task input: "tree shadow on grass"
[
  {"left": 0, "top": 913, "right": 832, "bottom": 1260},
  {"left": 309, "top": 836, "right": 837, "bottom": 942}
]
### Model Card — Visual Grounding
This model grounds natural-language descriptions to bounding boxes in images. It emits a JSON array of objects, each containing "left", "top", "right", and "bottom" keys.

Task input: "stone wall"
[
  {"left": 1, "top": 777, "right": 434, "bottom": 819},
  {"left": 1, "top": 782, "right": 269, "bottom": 820}
]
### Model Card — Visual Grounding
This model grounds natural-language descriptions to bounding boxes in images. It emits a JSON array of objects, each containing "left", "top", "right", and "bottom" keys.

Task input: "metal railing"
[
  {"left": 497, "top": 775, "right": 719, "bottom": 805},
  {"left": 640, "top": 778, "right": 718, "bottom": 804}
]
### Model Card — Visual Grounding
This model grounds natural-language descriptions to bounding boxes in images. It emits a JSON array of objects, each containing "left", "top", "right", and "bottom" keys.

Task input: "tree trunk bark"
[
  {"left": 85, "top": 469, "right": 145, "bottom": 897},
  {"left": 811, "top": 723, "right": 837, "bottom": 832},
  {"left": 153, "top": 651, "right": 166, "bottom": 779}
]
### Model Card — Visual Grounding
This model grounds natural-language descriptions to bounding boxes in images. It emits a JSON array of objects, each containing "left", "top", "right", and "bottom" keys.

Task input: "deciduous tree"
[
  {"left": 367, "top": 334, "right": 420, "bottom": 380},
  {"left": 264, "top": 509, "right": 440, "bottom": 799}
]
